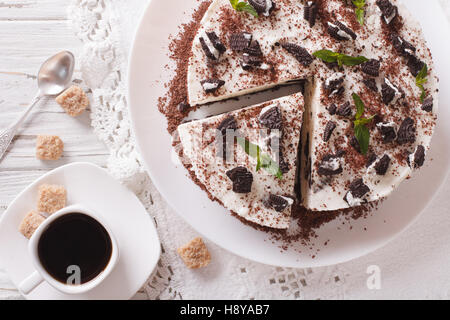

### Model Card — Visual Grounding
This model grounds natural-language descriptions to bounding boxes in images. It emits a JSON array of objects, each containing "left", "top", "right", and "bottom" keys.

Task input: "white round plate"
[
  {"left": 0, "top": 163, "right": 161, "bottom": 299},
  {"left": 128, "top": 0, "right": 450, "bottom": 268}
]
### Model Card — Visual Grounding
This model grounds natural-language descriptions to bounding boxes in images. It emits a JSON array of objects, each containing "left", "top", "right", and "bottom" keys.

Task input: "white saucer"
[{"left": 0, "top": 162, "right": 161, "bottom": 300}]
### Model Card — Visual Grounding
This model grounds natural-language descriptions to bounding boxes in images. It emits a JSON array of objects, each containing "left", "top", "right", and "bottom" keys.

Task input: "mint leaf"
[
  {"left": 339, "top": 54, "right": 369, "bottom": 66},
  {"left": 354, "top": 124, "right": 370, "bottom": 155},
  {"left": 352, "top": 0, "right": 365, "bottom": 25},
  {"left": 229, "top": 0, "right": 258, "bottom": 17},
  {"left": 313, "top": 50, "right": 368, "bottom": 66},
  {"left": 351, "top": 93, "right": 373, "bottom": 155},
  {"left": 352, "top": 93, "right": 365, "bottom": 119},
  {"left": 236, "top": 137, "right": 283, "bottom": 179},
  {"left": 415, "top": 63, "right": 428, "bottom": 102},
  {"left": 312, "top": 50, "right": 340, "bottom": 63}
]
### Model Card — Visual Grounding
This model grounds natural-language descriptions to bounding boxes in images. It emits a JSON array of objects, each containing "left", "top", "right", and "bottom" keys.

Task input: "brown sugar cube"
[
  {"left": 36, "top": 135, "right": 64, "bottom": 160},
  {"left": 177, "top": 237, "right": 211, "bottom": 269},
  {"left": 55, "top": 85, "right": 89, "bottom": 117},
  {"left": 18, "top": 211, "right": 46, "bottom": 239},
  {"left": 37, "top": 184, "right": 66, "bottom": 214}
]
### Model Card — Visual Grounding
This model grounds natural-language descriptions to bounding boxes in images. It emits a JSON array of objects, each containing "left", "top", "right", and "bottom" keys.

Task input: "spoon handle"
[{"left": 0, "top": 93, "right": 42, "bottom": 161}]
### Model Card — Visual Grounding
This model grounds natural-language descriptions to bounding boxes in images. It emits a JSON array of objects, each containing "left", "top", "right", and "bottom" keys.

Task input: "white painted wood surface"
[{"left": 0, "top": 0, "right": 109, "bottom": 299}]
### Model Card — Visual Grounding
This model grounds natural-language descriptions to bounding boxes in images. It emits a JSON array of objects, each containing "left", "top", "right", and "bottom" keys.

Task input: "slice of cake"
[{"left": 177, "top": 93, "right": 304, "bottom": 229}]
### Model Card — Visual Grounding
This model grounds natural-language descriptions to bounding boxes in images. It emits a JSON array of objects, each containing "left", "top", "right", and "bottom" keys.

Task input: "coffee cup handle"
[{"left": 18, "top": 271, "right": 44, "bottom": 295}]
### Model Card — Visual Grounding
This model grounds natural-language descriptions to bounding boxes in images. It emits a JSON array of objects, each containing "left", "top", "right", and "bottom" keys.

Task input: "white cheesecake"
[
  {"left": 177, "top": 0, "right": 438, "bottom": 221},
  {"left": 177, "top": 93, "right": 304, "bottom": 229}
]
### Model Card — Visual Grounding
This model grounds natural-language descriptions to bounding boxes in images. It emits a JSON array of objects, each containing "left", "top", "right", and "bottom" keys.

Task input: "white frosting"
[{"left": 202, "top": 82, "right": 219, "bottom": 91}]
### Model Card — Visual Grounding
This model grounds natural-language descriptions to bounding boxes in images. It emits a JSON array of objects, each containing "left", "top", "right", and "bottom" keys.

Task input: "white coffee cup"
[{"left": 18, "top": 204, "right": 119, "bottom": 295}]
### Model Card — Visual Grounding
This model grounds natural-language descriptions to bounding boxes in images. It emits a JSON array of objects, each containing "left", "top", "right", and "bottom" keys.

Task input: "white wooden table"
[
  {"left": 0, "top": 0, "right": 449, "bottom": 300},
  {"left": 0, "top": 0, "right": 108, "bottom": 299}
]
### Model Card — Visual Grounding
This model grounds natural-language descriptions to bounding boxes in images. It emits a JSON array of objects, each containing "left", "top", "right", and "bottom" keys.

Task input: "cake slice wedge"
[{"left": 177, "top": 93, "right": 304, "bottom": 229}]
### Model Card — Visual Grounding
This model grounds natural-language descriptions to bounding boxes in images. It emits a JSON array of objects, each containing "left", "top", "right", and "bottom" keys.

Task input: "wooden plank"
[
  {"left": 0, "top": 0, "right": 68, "bottom": 20},
  {"left": 0, "top": 21, "right": 82, "bottom": 74},
  {"left": 0, "top": 134, "right": 108, "bottom": 171}
]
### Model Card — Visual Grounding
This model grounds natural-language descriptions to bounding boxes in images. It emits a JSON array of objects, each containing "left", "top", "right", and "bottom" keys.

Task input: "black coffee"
[{"left": 37, "top": 213, "right": 113, "bottom": 285}]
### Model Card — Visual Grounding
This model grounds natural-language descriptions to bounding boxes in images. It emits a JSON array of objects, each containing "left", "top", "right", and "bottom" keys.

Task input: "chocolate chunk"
[
  {"left": 391, "top": 34, "right": 416, "bottom": 57},
  {"left": 377, "top": 122, "right": 397, "bottom": 143},
  {"left": 409, "top": 145, "right": 425, "bottom": 169},
  {"left": 199, "top": 37, "right": 218, "bottom": 61},
  {"left": 201, "top": 79, "right": 225, "bottom": 93},
  {"left": 304, "top": 1, "right": 318, "bottom": 27},
  {"left": 376, "top": 0, "right": 397, "bottom": 24},
  {"left": 323, "top": 121, "right": 336, "bottom": 142},
  {"left": 397, "top": 117, "right": 416, "bottom": 145},
  {"left": 244, "top": 40, "right": 263, "bottom": 57},
  {"left": 279, "top": 155, "right": 290, "bottom": 174},
  {"left": 177, "top": 101, "right": 190, "bottom": 113},
  {"left": 259, "top": 105, "right": 282, "bottom": 130},
  {"left": 366, "top": 152, "right": 377, "bottom": 168},
  {"left": 226, "top": 167, "right": 253, "bottom": 194},
  {"left": 206, "top": 31, "right": 226, "bottom": 54},
  {"left": 229, "top": 32, "right": 252, "bottom": 52},
  {"left": 280, "top": 42, "right": 314, "bottom": 66},
  {"left": 350, "top": 136, "right": 361, "bottom": 153},
  {"left": 336, "top": 101, "right": 352, "bottom": 117},
  {"left": 363, "top": 78, "right": 378, "bottom": 92},
  {"left": 421, "top": 97, "right": 433, "bottom": 112},
  {"left": 265, "top": 194, "right": 292, "bottom": 212},
  {"left": 348, "top": 178, "right": 370, "bottom": 199},
  {"left": 217, "top": 116, "right": 237, "bottom": 161},
  {"left": 361, "top": 59, "right": 381, "bottom": 77},
  {"left": 240, "top": 53, "right": 263, "bottom": 70},
  {"left": 381, "top": 78, "right": 403, "bottom": 105},
  {"left": 248, "top": 0, "right": 274, "bottom": 16},
  {"left": 327, "top": 21, "right": 357, "bottom": 41},
  {"left": 324, "top": 73, "right": 345, "bottom": 97},
  {"left": 217, "top": 115, "right": 237, "bottom": 135},
  {"left": 318, "top": 154, "right": 343, "bottom": 176},
  {"left": 327, "top": 103, "right": 337, "bottom": 115},
  {"left": 374, "top": 154, "right": 391, "bottom": 175},
  {"left": 407, "top": 55, "right": 425, "bottom": 77}
]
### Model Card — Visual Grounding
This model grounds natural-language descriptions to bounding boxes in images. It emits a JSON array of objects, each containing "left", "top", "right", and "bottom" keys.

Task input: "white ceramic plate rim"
[{"left": 127, "top": 0, "right": 450, "bottom": 268}]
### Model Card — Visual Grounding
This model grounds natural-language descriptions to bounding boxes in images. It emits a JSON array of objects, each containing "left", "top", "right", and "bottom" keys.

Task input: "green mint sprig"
[
  {"left": 236, "top": 137, "right": 283, "bottom": 179},
  {"left": 352, "top": 93, "right": 374, "bottom": 155},
  {"left": 313, "top": 50, "right": 369, "bottom": 67},
  {"left": 352, "top": 0, "right": 366, "bottom": 25},
  {"left": 229, "top": 0, "right": 258, "bottom": 17},
  {"left": 415, "top": 63, "right": 428, "bottom": 103}
]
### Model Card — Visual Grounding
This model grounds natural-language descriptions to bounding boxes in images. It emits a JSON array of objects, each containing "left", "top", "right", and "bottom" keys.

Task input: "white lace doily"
[{"left": 67, "top": 0, "right": 450, "bottom": 300}]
